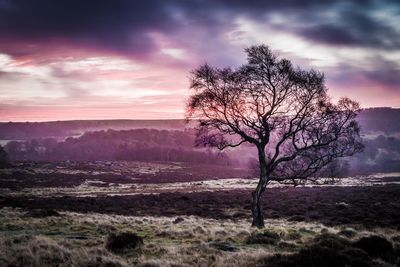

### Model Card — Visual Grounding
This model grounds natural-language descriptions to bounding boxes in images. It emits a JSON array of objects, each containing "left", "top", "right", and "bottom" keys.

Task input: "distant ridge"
[
  {"left": 358, "top": 107, "right": 400, "bottom": 134},
  {"left": 0, "top": 119, "right": 187, "bottom": 140},
  {"left": 0, "top": 107, "right": 399, "bottom": 140}
]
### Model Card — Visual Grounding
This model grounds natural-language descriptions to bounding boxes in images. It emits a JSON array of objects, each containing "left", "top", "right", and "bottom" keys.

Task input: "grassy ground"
[
  {"left": 0, "top": 208, "right": 399, "bottom": 266},
  {"left": 0, "top": 161, "right": 400, "bottom": 266}
]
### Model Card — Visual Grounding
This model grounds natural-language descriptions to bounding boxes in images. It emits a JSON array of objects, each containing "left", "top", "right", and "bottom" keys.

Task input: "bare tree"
[{"left": 186, "top": 45, "right": 363, "bottom": 228}]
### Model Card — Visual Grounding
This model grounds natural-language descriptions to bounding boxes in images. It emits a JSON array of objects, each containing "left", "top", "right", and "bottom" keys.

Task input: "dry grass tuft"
[
  {"left": 0, "top": 235, "right": 127, "bottom": 267},
  {"left": 1, "top": 208, "right": 399, "bottom": 266},
  {"left": 136, "top": 259, "right": 186, "bottom": 267}
]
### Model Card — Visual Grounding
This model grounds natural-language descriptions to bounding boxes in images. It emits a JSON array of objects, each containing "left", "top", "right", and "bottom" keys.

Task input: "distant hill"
[
  {"left": 357, "top": 107, "right": 400, "bottom": 134},
  {"left": 0, "top": 107, "right": 399, "bottom": 140},
  {"left": 0, "top": 119, "right": 187, "bottom": 140},
  {"left": 1, "top": 108, "right": 399, "bottom": 173}
]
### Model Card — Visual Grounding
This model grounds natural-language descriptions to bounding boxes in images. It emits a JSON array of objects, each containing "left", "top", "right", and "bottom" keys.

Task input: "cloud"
[
  {"left": 0, "top": 0, "right": 399, "bottom": 121},
  {"left": 294, "top": 7, "right": 400, "bottom": 50},
  {"left": 360, "top": 58, "right": 400, "bottom": 90},
  {"left": 0, "top": 0, "right": 398, "bottom": 64},
  {"left": 0, "top": 0, "right": 177, "bottom": 58}
]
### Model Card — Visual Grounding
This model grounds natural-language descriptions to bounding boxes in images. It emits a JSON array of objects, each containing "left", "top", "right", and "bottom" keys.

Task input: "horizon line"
[{"left": 1, "top": 106, "right": 399, "bottom": 123}]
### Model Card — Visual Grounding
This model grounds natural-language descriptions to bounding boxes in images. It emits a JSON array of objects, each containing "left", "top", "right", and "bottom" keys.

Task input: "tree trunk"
[{"left": 251, "top": 146, "right": 269, "bottom": 228}]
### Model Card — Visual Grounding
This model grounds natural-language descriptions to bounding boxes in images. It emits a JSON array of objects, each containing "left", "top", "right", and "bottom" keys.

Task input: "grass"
[
  {"left": 1, "top": 162, "right": 399, "bottom": 266},
  {"left": 1, "top": 207, "right": 399, "bottom": 266},
  {"left": 0, "top": 235, "right": 128, "bottom": 267}
]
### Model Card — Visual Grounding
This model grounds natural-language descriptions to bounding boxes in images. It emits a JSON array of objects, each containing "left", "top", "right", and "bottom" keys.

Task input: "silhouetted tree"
[{"left": 186, "top": 45, "right": 363, "bottom": 227}]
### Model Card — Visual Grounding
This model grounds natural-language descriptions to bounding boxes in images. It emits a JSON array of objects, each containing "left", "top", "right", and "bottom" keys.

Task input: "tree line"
[{"left": 3, "top": 128, "right": 230, "bottom": 165}]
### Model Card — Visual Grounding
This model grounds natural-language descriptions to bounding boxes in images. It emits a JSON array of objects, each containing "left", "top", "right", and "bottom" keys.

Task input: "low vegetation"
[
  {"left": 0, "top": 208, "right": 399, "bottom": 266},
  {"left": 0, "top": 162, "right": 399, "bottom": 266}
]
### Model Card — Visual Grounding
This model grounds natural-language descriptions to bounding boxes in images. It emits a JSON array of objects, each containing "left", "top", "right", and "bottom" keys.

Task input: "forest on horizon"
[{"left": 1, "top": 107, "right": 400, "bottom": 175}]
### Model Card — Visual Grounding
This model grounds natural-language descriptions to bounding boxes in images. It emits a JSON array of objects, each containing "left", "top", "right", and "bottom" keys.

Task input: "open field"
[
  {"left": 1, "top": 161, "right": 400, "bottom": 266},
  {"left": 1, "top": 208, "right": 400, "bottom": 267}
]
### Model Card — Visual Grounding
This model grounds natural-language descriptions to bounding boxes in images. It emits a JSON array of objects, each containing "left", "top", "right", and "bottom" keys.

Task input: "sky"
[{"left": 0, "top": 0, "right": 399, "bottom": 121}]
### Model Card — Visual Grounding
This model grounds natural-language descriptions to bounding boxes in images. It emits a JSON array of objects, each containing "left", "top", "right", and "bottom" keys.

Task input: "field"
[{"left": 1, "top": 161, "right": 400, "bottom": 266}]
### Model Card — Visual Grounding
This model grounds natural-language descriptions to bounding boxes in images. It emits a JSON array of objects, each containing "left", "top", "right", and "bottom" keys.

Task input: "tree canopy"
[{"left": 186, "top": 45, "right": 363, "bottom": 227}]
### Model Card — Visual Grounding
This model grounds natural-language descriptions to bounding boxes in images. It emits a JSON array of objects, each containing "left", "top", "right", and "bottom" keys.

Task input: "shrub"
[
  {"left": 106, "top": 232, "right": 143, "bottom": 253},
  {"left": 295, "top": 246, "right": 372, "bottom": 267},
  {"left": 26, "top": 209, "right": 61, "bottom": 218},
  {"left": 312, "top": 233, "right": 351, "bottom": 249},
  {"left": 353, "top": 235, "right": 393, "bottom": 259},
  {"left": 338, "top": 228, "right": 357, "bottom": 238},
  {"left": 246, "top": 230, "right": 280, "bottom": 245},
  {"left": 0, "top": 235, "right": 127, "bottom": 267},
  {"left": 260, "top": 234, "right": 373, "bottom": 267}
]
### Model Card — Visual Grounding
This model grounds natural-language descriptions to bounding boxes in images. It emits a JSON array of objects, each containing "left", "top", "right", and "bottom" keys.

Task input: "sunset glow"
[{"left": 0, "top": 0, "right": 399, "bottom": 121}]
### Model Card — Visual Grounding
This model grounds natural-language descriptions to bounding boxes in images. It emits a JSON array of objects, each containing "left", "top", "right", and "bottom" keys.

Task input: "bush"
[
  {"left": 312, "top": 233, "right": 351, "bottom": 249},
  {"left": 106, "top": 232, "right": 143, "bottom": 253},
  {"left": 338, "top": 228, "right": 357, "bottom": 238},
  {"left": 26, "top": 209, "right": 61, "bottom": 218},
  {"left": 246, "top": 230, "right": 280, "bottom": 245},
  {"left": 0, "top": 235, "right": 127, "bottom": 267},
  {"left": 294, "top": 246, "right": 372, "bottom": 267},
  {"left": 261, "top": 233, "right": 373, "bottom": 267},
  {"left": 353, "top": 235, "right": 393, "bottom": 259}
]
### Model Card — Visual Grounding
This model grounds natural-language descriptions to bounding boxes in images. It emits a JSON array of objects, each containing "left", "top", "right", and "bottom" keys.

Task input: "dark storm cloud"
[
  {"left": 180, "top": 0, "right": 400, "bottom": 52},
  {"left": 0, "top": 0, "right": 398, "bottom": 59},
  {"left": 299, "top": 24, "right": 362, "bottom": 46},
  {"left": 365, "top": 58, "right": 400, "bottom": 89},
  {"left": 297, "top": 8, "right": 400, "bottom": 49},
  {"left": 328, "top": 57, "right": 400, "bottom": 92},
  {"left": 0, "top": 0, "right": 177, "bottom": 57}
]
